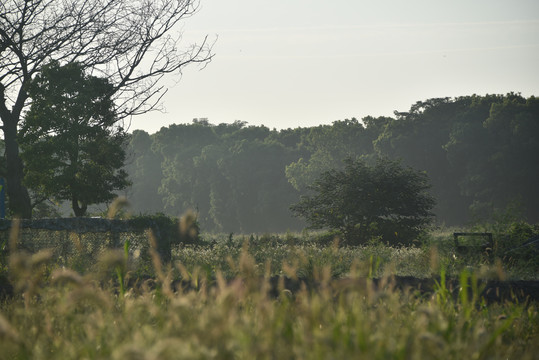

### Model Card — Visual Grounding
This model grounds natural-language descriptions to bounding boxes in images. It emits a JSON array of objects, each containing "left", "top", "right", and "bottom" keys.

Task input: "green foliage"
[
  {"left": 123, "top": 130, "right": 164, "bottom": 214},
  {"left": 121, "top": 93, "right": 538, "bottom": 233},
  {"left": 129, "top": 212, "right": 200, "bottom": 262},
  {"left": 137, "top": 121, "right": 303, "bottom": 233},
  {"left": 443, "top": 94, "right": 539, "bottom": 223},
  {"left": 475, "top": 216, "right": 539, "bottom": 277},
  {"left": 285, "top": 118, "right": 373, "bottom": 192},
  {"left": 291, "top": 157, "right": 436, "bottom": 245},
  {"left": 373, "top": 94, "right": 539, "bottom": 225},
  {"left": 19, "top": 61, "right": 130, "bottom": 217}
]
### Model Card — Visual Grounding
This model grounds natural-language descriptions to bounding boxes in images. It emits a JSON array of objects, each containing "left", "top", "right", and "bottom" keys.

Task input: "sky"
[{"left": 129, "top": 0, "right": 539, "bottom": 134}]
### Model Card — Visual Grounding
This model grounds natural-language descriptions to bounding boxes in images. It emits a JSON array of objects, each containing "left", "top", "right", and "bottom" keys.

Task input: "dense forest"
[{"left": 123, "top": 93, "right": 539, "bottom": 233}]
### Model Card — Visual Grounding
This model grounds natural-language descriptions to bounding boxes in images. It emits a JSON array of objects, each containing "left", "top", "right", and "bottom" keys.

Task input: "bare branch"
[{"left": 0, "top": 0, "right": 214, "bottom": 120}]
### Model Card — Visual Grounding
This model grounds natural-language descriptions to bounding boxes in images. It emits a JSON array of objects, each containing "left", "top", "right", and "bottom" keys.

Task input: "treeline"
[{"left": 124, "top": 93, "right": 539, "bottom": 233}]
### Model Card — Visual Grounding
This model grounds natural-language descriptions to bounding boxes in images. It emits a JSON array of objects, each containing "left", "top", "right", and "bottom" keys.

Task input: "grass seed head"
[
  {"left": 98, "top": 250, "right": 126, "bottom": 273},
  {"left": 107, "top": 197, "right": 130, "bottom": 219},
  {"left": 8, "top": 218, "right": 20, "bottom": 253},
  {"left": 51, "top": 268, "right": 85, "bottom": 287},
  {"left": 30, "top": 249, "right": 53, "bottom": 268}
]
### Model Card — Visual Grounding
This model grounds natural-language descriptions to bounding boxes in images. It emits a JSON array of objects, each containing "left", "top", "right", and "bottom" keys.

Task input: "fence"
[{"left": 0, "top": 217, "right": 185, "bottom": 267}]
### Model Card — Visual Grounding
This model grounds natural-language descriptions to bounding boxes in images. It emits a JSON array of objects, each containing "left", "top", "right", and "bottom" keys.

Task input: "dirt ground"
[
  {"left": 1, "top": 273, "right": 538, "bottom": 304},
  {"left": 267, "top": 275, "right": 539, "bottom": 304}
]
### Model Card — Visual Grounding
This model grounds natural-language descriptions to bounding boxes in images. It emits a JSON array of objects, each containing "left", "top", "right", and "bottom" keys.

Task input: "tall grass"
[
  {"left": 1, "top": 230, "right": 538, "bottom": 359},
  {"left": 172, "top": 229, "right": 538, "bottom": 281}
]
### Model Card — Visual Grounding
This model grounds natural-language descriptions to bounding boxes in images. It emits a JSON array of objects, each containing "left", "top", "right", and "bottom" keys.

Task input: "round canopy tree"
[
  {"left": 291, "top": 157, "right": 436, "bottom": 245},
  {"left": 19, "top": 61, "right": 130, "bottom": 217}
]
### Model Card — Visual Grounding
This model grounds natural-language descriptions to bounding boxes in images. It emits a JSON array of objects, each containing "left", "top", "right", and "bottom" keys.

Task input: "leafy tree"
[
  {"left": 285, "top": 118, "right": 374, "bottom": 192},
  {"left": 445, "top": 93, "right": 539, "bottom": 222},
  {"left": 373, "top": 98, "right": 474, "bottom": 224},
  {"left": 194, "top": 143, "right": 239, "bottom": 231},
  {"left": 0, "top": 0, "right": 213, "bottom": 218},
  {"left": 124, "top": 130, "right": 164, "bottom": 214},
  {"left": 19, "top": 61, "right": 130, "bottom": 217},
  {"left": 291, "top": 157, "right": 436, "bottom": 245},
  {"left": 483, "top": 95, "right": 539, "bottom": 222},
  {"left": 217, "top": 138, "right": 300, "bottom": 233},
  {"left": 120, "top": 93, "right": 537, "bottom": 230},
  {"left": 155, "top": 122, "right": 218, "bottom": 216},
  {"left": 143, "top": 120, "right": 306, "bottom": 233}
]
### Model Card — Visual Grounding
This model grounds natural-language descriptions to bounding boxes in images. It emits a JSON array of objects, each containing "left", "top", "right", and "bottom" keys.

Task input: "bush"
[
  {"left": 291, "top": 157, "right": 436, "bottom": 246},
  {"left": 130, "top": 212, "right": 200, "bottom": 262}
]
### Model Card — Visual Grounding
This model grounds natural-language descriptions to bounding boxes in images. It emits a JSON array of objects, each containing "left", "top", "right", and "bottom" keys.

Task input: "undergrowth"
[{"left": 0, "top": 226, "right": 538, "bottom": 359}]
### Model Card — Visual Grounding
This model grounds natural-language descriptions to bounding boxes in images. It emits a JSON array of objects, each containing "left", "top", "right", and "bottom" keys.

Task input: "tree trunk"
[
  {"left": 72, "top": 196, "right": 87, "bottom": 217},
  {"left": 2, "top": 117, "right": 32, "bottom": 219}
]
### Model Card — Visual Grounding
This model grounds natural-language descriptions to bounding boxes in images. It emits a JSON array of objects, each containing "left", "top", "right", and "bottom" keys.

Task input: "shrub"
[{"left": 291, "top": 157, "right": 436, "bottom": 245}]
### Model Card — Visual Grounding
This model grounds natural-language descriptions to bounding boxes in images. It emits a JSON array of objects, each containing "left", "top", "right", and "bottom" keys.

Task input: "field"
[{"left": 0, "top": 225, "right": 538, "bottom": 359}]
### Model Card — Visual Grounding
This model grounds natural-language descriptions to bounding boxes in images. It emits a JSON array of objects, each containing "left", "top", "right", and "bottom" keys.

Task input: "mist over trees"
[
  {"left": 126, "top": 121, "right": 304, "bottom": 233},
  {"left": 124, "top": 93, "right": 538, "bottom": 233}
]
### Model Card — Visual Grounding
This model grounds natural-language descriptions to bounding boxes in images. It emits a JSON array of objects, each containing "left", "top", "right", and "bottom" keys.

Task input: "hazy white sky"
[{"left": 130, "top": 0, "right": 539, "bottom": 133}]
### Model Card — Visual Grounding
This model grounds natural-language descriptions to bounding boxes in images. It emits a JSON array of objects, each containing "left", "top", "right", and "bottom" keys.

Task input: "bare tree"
[{"left": 0, "top": 0, "right": 214, "bottom": 218}]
